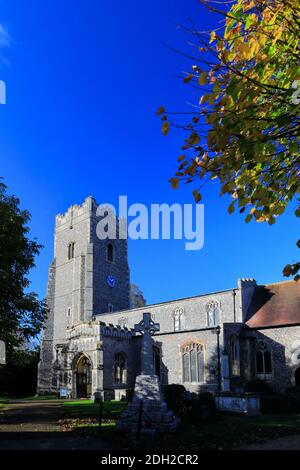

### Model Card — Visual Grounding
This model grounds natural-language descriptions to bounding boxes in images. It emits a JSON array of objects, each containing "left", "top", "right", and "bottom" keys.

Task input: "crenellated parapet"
[
  {"left": 99, "top": 321, "right": 134, "bottom": 339},
  {"left": 55, "top": 196, "right": 98, "bottom": 227},
  {"left": 238, "top": 278, "right": 257, "bottom": 289}
]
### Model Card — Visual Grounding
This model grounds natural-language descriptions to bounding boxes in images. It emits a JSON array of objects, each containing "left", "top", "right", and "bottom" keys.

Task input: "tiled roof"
[{"left": 246, "top": 280, "right": 300, "bottom": 328}]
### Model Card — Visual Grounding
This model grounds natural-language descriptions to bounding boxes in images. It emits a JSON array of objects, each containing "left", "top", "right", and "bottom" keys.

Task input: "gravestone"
[{"left": 116, "top": 312, "right": 179, "bottom": 434}]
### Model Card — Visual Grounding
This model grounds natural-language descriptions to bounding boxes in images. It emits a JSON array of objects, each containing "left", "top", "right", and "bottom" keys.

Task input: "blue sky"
[{"left": 0, "top": 0, "right": 298, "bottom": 306}]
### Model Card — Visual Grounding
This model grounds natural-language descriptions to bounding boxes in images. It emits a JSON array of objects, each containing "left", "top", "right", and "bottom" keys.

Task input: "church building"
[{"left": 38, "top": 196, "right": 300, "bottom": 399}]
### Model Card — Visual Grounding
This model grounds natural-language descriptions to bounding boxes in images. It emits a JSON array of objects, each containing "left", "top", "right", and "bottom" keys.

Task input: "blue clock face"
[{"left": 107, "top": 275, "right": 116, "bottom": 288}]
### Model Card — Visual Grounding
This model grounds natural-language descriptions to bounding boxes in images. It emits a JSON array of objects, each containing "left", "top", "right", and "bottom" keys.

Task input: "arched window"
[
  {"left": 68, "top": 242, "right": 75, "bottom": 260},
  {"left": 108, "top": 304, "right": 114, "bottom": 312},
  {"left": 107, "top": 243, "right": 114, "bottom": 262},
  {"left": 182, "top": 342, "right": 205, "bottom": 383},
  {"left": 114, "top": 352, "right": 126, "bottom": 384},
  {"left": 173, "top": 307, "right": 185, "bottom": 331},
  {"left": 256, "top": 342, "right": 272, "bottom": 376},
  {"left": 230, "top": 335, "right": 240, "bottom": 376},
  {"left": 206, "top": 301, "right": 220, "bottom": 327}
]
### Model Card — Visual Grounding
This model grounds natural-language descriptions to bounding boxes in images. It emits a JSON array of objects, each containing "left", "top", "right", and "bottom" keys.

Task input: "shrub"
[
  {"left": 244, "top": 379, "right": 273, "bottom": 394},
  {"left": 163, "top": 384, "right": 186, "bottom": 415},
  {"left": 260, "top": 392, "right": 288, "bottom": 414},
  {"left": 284, "top": 386, "right": 300, "bottom": 413},
  {"left": 126, "top": 389, "right": 134, "bottom": 402},
  {"left": 180, "top": 393, "right": 215, "bottom": 423},
  {"left": 244, "top": 379, "right": 290, "bottom": 414}
]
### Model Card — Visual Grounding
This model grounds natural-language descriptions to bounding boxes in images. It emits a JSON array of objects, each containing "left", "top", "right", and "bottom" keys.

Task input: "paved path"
[
  {"left": 0, "top": 400, "right": 113, "bottom": 450},
  {"left": 239, "top": 434, "right": 300, "bottom": 450}
]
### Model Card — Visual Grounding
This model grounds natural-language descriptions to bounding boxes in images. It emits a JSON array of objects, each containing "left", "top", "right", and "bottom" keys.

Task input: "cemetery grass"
[
  {"left": 0, "top": 395, "right": 9, "bottom": 411},
  {"left": 59, "top": 400, "right": 300, "bottom": 450}
]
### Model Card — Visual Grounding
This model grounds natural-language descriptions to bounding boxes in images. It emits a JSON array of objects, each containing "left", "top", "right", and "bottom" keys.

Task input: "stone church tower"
[{"left": 37, "top": 196, "right": 130, "bottom": 394}]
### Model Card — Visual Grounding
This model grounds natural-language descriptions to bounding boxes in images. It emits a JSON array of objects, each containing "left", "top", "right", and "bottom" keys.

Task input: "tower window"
[
  {"left": 108, "top": 304, "right": 114, "bottom": 312},
  {"left": 68, "top": 242, "right": 75, "bottom": 260},
  {"left": 67, "top": 307, "right": 71, "bottom": 317},
  {"left": 107, "top": 243, "right": 114, "bottom": 262}
]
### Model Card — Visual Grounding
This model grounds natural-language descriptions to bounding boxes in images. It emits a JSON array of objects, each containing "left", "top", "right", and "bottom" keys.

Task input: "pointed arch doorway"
[{"left": 74, "top": 354, "right": 92, "bottom": 398}]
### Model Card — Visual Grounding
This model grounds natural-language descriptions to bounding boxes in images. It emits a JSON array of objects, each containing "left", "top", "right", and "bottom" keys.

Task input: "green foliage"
[
  {"left": 164, "top": 384, "right": 215, "bottom": 423},
  {"left": 130, "top": 284, "right": 146, "bottom": 308},
  {"left": 0, "top": 348, "right": 40, "bottom": 397},
  {"left": 163, "top": 384, "right": 186, "bottom": 415},
  {"left": 284, "top": 386, "right": 300, "bottom": 413},
  {"left": 158, "top": 0, "right": 300, "bottom": 278},
  {"left": 245, "top": 380, "right": 300, "bottom": 414},
  {"left": 244, "top": 378, "right": 274, "bottom": 394},
  {"left": 0, "top": 181, "right": 47, "bottom": 348}
]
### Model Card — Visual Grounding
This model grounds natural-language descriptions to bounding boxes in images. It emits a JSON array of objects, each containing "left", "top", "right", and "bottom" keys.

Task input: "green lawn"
[
  {"left": 59, "top": 401, "right": 300, "bottom": 450},
  {"left": 0, "top": 394, "right": 58, "bottom": 401},
  {"left": 25, "top": 395, "right": 58, "bottom": 401},
  {"left": 0, "top": 395, "right": 9, "bottom": 411},
  {"left": 62, "top": 399, "right": 128, "bottom": 418}
]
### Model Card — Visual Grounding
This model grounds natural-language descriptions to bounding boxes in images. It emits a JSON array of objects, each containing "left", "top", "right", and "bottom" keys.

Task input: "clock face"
[{"left": 107, "top": 275, "right": 116, "bottom": 288}]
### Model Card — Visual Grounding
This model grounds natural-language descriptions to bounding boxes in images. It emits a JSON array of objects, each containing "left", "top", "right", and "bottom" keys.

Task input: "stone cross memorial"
[
  {"left": 134, "top": 312, "right": 159, "bottom": 375},
  {"left": 117, "top": 312, "right": 179, "bottom": 433}
]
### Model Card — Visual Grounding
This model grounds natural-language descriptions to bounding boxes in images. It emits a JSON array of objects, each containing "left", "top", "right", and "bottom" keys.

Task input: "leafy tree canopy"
[
  {"left": 158, "top": 0, "right": 300, "bottom": 278},
  {"left": 0, "top": 181, "right": 47, "bottom": 349},
  {"left": 130, "top": 283, "right": 146, "bottom": 308}
]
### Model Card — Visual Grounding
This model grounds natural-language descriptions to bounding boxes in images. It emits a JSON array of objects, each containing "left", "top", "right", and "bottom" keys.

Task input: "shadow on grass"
[{"left": 62, "top": 411, "right": 300, "bottom": 450}]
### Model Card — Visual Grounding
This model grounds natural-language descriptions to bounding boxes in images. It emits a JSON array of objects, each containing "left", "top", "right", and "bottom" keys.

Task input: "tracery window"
[
  {"left": 173, "top": 307, "right": 185, "bottom": 331},
  {"left": 206, "top": 301, "right": 220, "bottom": 327},
  {"left": 230, "top": 335, "right": 240, "bottom": 376},
  {"left": 256, "top": 342, "right": 272, "bottom": 376},
  {"left": 182, "top": 342, "right": 205, "bottom": 383},
  {"left": 114, "top": 352, "right": 127, "bottom": 384}
]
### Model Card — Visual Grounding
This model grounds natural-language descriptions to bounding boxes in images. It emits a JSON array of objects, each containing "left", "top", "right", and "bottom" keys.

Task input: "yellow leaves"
[
  {"left": 156, "top": 106, "right": 165, "bottom": 116},
  {"left": 170, "top": 177, "right": 179, "bottom": 189},
  {"left": 228, "top": 202, "right": 235, "bottom": 214},
  {"left": 200, "top": 94, "right": 209, "bottom": 105},
  {"left": 188, "top": 132, "right": 200, "bottom": 146},
  {"left": 242, "top": 0, "right": 255, "bottom": 12},
  {"left": 192, "top": 189, "right": 202, "bottom": 203},
  {"left": 161, "top": 121, "right": 170, "bottom": 136},
  {"left": 210, "top": 31, "right": 216, "bottom": 43},
  {"left": 198, "top": 72, "right": 207, "bottom": 85},
  {"left": 207, "top": 131, "right": 216, "bottom": 148},
  {"left": 183, "top": 74, "right": 193, "bottom": 84}
]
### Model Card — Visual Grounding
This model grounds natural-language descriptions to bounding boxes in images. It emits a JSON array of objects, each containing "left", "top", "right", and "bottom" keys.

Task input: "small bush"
[
  {"left": 284, "top": 386, "right": 300, "bottom": 413},
  {"left": 244, "top": 379, "right": 273, "bottom": 394},
  {"left": 126, "top": 389, "right": 134, "bottom": 402},
  {"left": 180, "top": 394, "right": 215, "bottom": 423},
  {"left": 244, "top": 379, "right": 291, "bottom": 414},
  {"left": 260, "top": 392, "right": 288, "bottom": 414},
  {"left": 163, "top": 384, "right": 186, "bottom": 415}
]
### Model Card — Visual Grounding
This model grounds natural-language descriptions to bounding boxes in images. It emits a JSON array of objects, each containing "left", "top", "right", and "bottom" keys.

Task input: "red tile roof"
[{"left": 246, "top": 281, "right": 300, "bottom": 328}]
